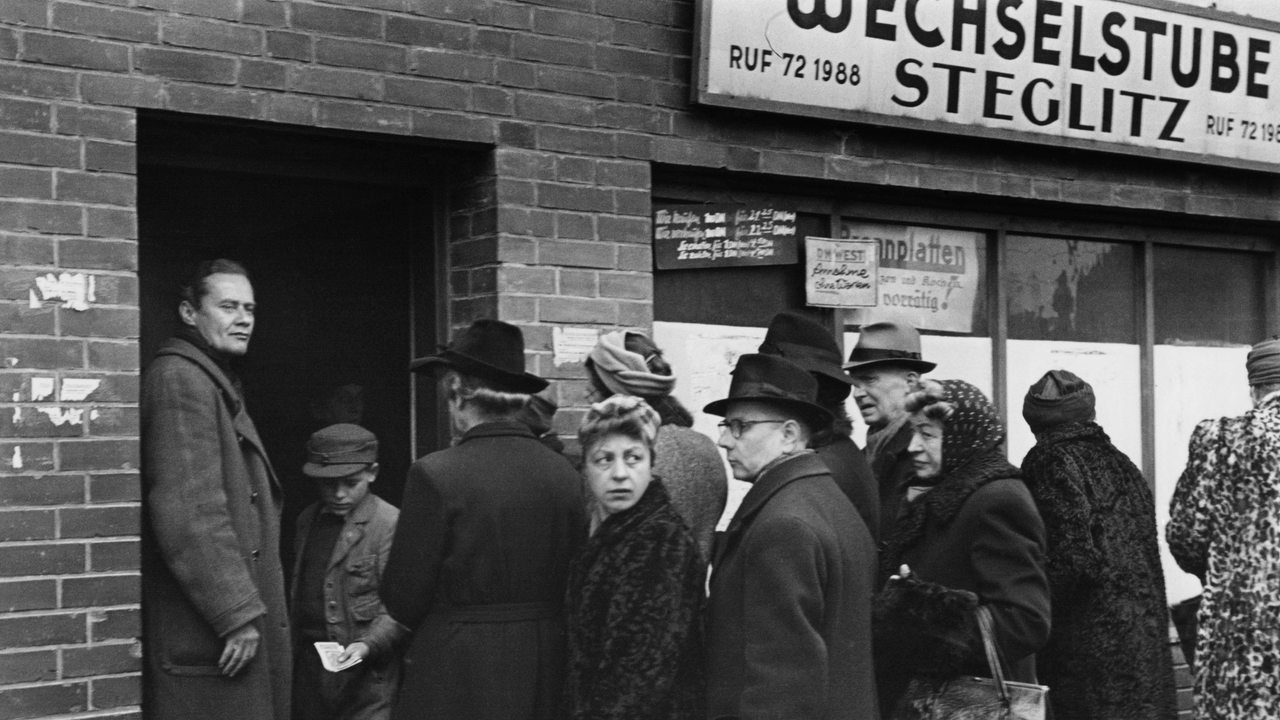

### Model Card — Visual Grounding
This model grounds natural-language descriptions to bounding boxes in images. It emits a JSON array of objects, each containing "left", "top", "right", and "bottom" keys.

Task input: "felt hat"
[
  {"left": 303, "top": 423, "right": 378, "bottom": 479},
  {"left": 759, "top": 311, "right": 853, "bottom": 401},
  {"left": 703, "top": 353, "right": 833, "bottom": 430},
  {"left": 1022, "top": 369, "right": 1096, "bottom": 433},
  {"left": 409, "top": 319, "right": 548, "bottom": 394},
  {"left": 842, "top": 321, "right": 936, "bottom": 374}
]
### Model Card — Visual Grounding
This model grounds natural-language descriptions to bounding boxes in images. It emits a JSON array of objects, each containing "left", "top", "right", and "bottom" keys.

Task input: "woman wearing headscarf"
[
  {"left": 1021, "top": 369, "right": 1176, "bottom": 720},
  {"left": 873, "top": 379, "right": 1050, "bottom": 713},
  {"left": 563, "top": 395, "right": 706, "bottom": 720},
  {"left": 586, "top": 331, "right": 728, "bottom": 560}
]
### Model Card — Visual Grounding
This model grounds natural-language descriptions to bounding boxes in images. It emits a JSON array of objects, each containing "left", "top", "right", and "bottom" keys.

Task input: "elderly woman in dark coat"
[
  {"left": 1021, "top": 370, "right": 1177, "bottom": 720},
  {"left": 874, "top": 379, "right": 1051, "bottom": 714},
  {"left": 563, "top": 395, "right": 706, "bottom": 720}
]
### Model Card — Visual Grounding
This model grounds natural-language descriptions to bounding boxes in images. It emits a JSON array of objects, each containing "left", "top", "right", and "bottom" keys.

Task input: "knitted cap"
[
  {"left": 1022, "top": 369, "right": 1096, "bottom": 434},
  {"left": 1246, "top": 337, "right": 1280, "bottom": 387}
]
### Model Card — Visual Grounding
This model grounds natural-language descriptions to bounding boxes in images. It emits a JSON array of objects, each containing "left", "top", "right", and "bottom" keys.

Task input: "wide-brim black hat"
[
  {"left": 409, "top": 319, "right": 548, "bottom": 394},
  {"left": 842, "top": 320, "right": 936, "bottom": 374},
  {"left": 758, "top": 311, "right": 853, "bottom": 401},
  {"left": 703, "top": 353, "right": 833, "bottom": 430}
]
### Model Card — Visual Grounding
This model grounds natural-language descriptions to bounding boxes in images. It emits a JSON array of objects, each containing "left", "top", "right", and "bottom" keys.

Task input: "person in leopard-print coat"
[{"left": 1168, "top": 338, "right": 1280, "bottom": 720}]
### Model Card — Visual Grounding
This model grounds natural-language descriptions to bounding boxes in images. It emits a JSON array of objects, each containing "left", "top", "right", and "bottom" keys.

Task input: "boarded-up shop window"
[
  {"left": 1154, "top": 245, "right": 1266, "bottom": 346},
  {"left": 1004, "top": 236, "right": 1141, "bottom": 473},
  {"left": 1006, "top": 236, "right": 1137, "bottom": 343},
  {"left": 1152, "top": 244, "right": 1266, "bottom": 604}
]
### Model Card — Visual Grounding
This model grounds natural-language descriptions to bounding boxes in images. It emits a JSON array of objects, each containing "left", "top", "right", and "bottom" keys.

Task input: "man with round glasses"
[{"left": 702, "top": 353, "right": 878, "bottom": 720}]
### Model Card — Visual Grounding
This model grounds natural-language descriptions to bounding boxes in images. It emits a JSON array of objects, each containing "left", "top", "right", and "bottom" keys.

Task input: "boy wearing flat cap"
[{"left": 290, "top": 423, "right": 405, "bottom": 720}]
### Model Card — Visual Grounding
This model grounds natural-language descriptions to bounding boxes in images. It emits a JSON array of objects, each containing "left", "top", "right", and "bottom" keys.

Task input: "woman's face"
[
  {"left": 907, "top": 413, "right": 944, "bottom": 480},
  {"left": 585, "top": 433, "right": 653, "bottom": 516}
]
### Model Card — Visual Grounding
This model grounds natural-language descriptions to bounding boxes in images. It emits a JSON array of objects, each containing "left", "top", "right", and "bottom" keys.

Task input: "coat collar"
[
  {"left": 1031, "top": 420, "right": 1108, "bottom": 447},
  {"left": 154, "top": 336, "right": 277, "bottom": 492},
  {"left": 713, "top": 452, "right": 827, "bottom": 569},
  {"left": 591, "top": 478, "right": 671, "bottom": 543},
  {"left": 326, "top": 492, "right": 380, "bottom": 569},
  {"left": 457, "top": 419, "right": 538, "bottom": 444}
]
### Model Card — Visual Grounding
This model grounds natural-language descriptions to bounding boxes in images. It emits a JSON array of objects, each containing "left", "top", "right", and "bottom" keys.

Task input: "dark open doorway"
[{"left": 137, "top": 112, "right": 462, "bottom": 561}]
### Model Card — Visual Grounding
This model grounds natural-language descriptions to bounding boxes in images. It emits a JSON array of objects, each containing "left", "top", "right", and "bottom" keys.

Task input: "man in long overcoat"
[
  {"left": 141, "top": 259, "right": 291, "bottom": 720},
  {"left": 381, "top": 319, "right": 585, "bottom": 720},
  {"left": 1168, "top": 337, "right": 1280, "bottom": 720},
  {"left": 844, "top": 321, "right": 934, "bottom": 540},
  {"left": 759, "top": 311, "right": 880, "bottom": 539},
  {"left": 703, "top": 353, "right": 877, "bottom": 720}
]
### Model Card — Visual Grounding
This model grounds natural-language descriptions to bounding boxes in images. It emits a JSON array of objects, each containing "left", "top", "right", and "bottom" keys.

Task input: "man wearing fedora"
[
  {"left": 290, "top": 423, "right": 404, "bottom": 720},
  {"left": 380, "top": 319, "right": 585, "bottom": 720},
  {"left": 703, "top": 353, "right": 878, "bottom": 720},
  {"left": 844, "top": 321, "right": 936, "bottom": 541},
  {"left": 759, "top": 311, "right": 880, "bottom": 539}
]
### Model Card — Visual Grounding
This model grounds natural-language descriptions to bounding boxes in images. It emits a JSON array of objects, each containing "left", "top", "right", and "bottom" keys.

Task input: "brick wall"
[{"left": 1, "top": 1, "right": 1274, "bottom": 717}]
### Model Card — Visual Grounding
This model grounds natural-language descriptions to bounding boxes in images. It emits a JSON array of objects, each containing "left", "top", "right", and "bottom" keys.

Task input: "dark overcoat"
[
  {"left": 563, "top": 480, "right": 706, "bottom": 720},
  {"left": 141, "top": 336, "right": 291, "bottom": 720},
  {"left": 381, "top": 420, "right": 586, "bottom": 720},
  {"left": 871, "top": 422, "right": 915, "bottom": 542},
  {"left": 706, "top": 452, "right": 878, "bottom": 720},
  {"left": 1022, "top": 421, "right": 1176, "bottom": 720},
  {"left": 817, "top": 433, "right": 881, "bottom": 541},
  {"left": 875, "top": 466, "right": 1050, "bottom": 708}
]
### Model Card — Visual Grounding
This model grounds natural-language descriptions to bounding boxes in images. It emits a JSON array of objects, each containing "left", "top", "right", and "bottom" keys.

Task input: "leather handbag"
[{"left": 892, "top": 605, "right": 1048, "bottom": 720}]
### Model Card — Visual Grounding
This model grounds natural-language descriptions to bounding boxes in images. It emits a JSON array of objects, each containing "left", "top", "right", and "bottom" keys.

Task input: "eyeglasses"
[{"left": 717, "top": 419, "right": 786, "bottom": 438}]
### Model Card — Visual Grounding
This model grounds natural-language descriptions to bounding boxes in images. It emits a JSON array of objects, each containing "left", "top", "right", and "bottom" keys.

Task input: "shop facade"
[{"left": 1, "top": 0, "right": 1277, "bottom": 717}]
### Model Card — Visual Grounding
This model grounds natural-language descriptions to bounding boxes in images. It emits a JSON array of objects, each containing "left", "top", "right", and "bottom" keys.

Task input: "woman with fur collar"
[
  {"left": 873, "top": 379, "right": 1051, "bottom": 714},
  {"left": 562, "top": 395, "right": 706, "bottom": 720}
]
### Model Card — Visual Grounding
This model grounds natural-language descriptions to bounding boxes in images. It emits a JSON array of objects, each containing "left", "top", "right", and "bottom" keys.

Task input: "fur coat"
[
  {"left": 563, "top": 480, "right": 705, "bottom": 720},
  {"left": 1168, "top": 394, "right": 1280, "bottom": 720},
  {"left": 1023, "top": 421, "right": 1176, "bottom": 720}
]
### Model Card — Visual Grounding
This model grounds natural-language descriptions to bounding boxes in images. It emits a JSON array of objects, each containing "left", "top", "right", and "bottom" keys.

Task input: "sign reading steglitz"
[{"left": 695, "top": 0, "right": 1280, "bottom": 172}]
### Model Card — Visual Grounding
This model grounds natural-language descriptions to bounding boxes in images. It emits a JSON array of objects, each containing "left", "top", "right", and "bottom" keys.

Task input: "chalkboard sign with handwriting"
[{"left": 653, "top": 205, "right": 799, "bottom": 269}]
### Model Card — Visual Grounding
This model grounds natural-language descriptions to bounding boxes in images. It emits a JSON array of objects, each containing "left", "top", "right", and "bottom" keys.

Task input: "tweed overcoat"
[
  {"left": 817, "top": 433, "right": 881, "bottom": 542},
  {"left": 1022, "top": 421, "right": 1176, "bottom": 720},
  {"left": 563, "top": 480, "right": 706, "bottom": 720},
  {"left": 653, "top": 424, "right": 728, "bottom": 562},
  {"left": 382, "top": 420, "right": 586, "bottom": 720},
  {"left": 141, "top": 336, "right": 291, "bottom": 720},
  {"left": 706, "top": 452, "right": 878, "bottom": 720},
  {"left": 1168, "top": 393, "right": 1280, "bottom": 720}
]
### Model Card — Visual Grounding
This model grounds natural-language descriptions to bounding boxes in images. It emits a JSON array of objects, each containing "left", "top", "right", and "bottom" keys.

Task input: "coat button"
[
  {"left": 250, "top": 491, "right": 259, "bottom": 503},
  {"left": 251, "top": 550, "right": 260, "bottom": 560}
]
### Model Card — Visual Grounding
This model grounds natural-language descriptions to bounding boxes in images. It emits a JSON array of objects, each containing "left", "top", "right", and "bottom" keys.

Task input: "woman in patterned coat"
[
  {"left": 1168, "top": 337, "right": 1280, "bottom": 720},
  {"left": 563, "top": 395, "right": 706, "bottom": 720},
  {"left": 1021, "top": 370, "right": 1176, "bottom": 720}
]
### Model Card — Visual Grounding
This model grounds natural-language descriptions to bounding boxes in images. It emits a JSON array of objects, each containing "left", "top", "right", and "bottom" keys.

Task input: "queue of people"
[{"left": 144, "top": 258, "right": 1263, "bottom": 720}]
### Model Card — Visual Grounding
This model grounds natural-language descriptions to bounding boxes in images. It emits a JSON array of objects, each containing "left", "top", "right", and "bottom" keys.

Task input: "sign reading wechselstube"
[
  {"left": 653, "top": 205, "right": 799, "bottom": 269},
  {"left": 696, "top": 0, "right": 1280, "bottom": 172}
]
